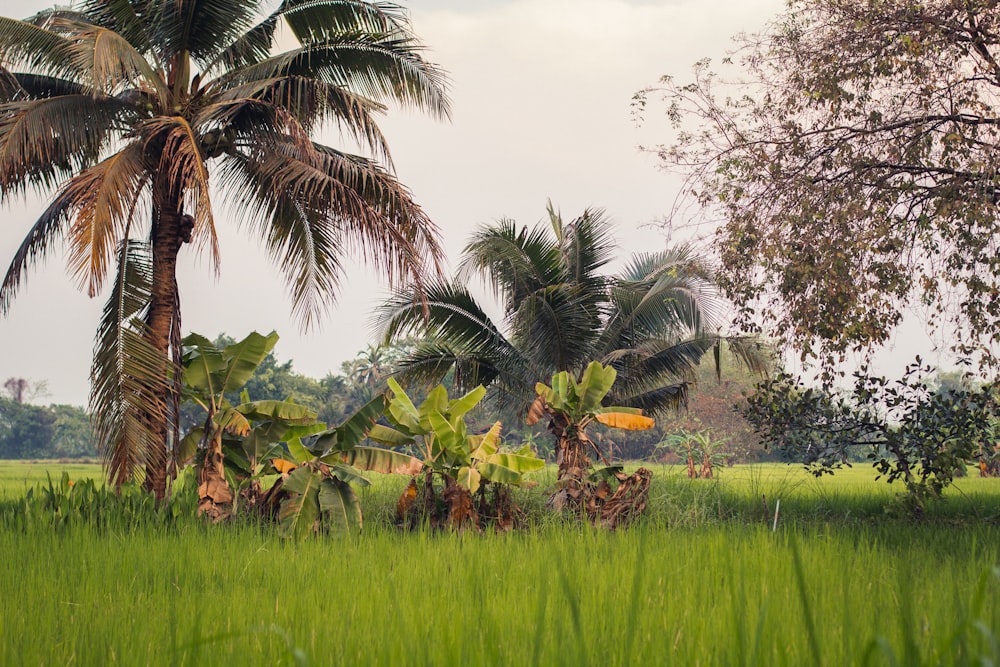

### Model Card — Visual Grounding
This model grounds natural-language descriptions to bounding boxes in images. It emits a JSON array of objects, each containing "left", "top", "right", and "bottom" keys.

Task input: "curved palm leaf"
[{"left": 219, "top": 34, "right": 450, "bottom": 118}]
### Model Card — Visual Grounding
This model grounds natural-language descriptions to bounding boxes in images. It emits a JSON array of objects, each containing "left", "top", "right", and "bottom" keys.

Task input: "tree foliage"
[
  {"left": 636, "top": 0, "right": 1000, "bottom": 372},
  {"left": 378, "top": 203, "right": 766, "bottom": 416},
  {"left": 743, "top": 361, "right": 997, "bottom": 508}
]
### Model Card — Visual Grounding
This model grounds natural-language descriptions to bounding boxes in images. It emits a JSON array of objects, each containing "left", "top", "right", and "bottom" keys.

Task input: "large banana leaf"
[
  {"left": 278, "top": 467, "right": 321, "bottom": 541},
  {"left": 594, "top": 411, "right": 655, "bottom": 430},
  {"left": 181, "top": 331, "right": 279, "bottom": 398},
  {"left": 366, "top": 423, "right": 414, "bottom": 447},
  {"left": 386, "top": 377, "right": 420, "bottom": 432},
  {"left": 468, "top": 421, "right": 503, "bottom": 460},
  {"left": 222, "top": 331, "right": 279, "bottom": 393},
  {"left": 181, "top": 333, "right": 228, "bottom": 395},
  {"left": 318, "top": 477, "right": 362, "bottom": 534},
  {"left": 236, "top": 399, "right": 316, "bottom": 423},
  {"left": 457, "top": 465, "right": 482, "bottom": 493},
  {"left": 446, "top": 384, "right": 487, "bottom": 422},
  {"left": 577, "top": 361, "right": 616, "bottom": 413},
  {"left": 326, "top": 446, "right": 422, "bottom": 475},
  {"left": 418, "top": 385, "right": 449, "bottom": 430},
  {"left": 427, "top": 409, "right": 466, "bottom": 457},
  {"left": 311, "top": 394, "right": 387, "bottom": 453},
  {"left": 482, "top": 452, "right": 546, "bottom": 476}
]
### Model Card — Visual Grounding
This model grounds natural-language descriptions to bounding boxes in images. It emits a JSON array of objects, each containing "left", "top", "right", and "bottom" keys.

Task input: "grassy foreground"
[{"left": 0, "top": 461, "right": 997, "bottom": 666}]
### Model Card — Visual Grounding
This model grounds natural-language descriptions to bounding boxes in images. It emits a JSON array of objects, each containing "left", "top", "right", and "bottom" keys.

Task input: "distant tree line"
[
  {"left": 0, "top": 379, "right": 92, "bottom": 459},
  {"left": 2, "top": 333, "right": 769, "bottom": 463}
]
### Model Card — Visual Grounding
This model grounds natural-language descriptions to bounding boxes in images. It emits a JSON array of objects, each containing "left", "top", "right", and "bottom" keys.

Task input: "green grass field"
[{"left": 1, "top": 461, "right": 997, "bottom": 665}]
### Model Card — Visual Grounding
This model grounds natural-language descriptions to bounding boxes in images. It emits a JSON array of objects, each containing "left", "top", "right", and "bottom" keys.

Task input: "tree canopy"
[
  {"left": 377, "top": 204, "right": 766, "bottom": 416},
  {"left": 635, "top": 0, "right": 1000, "bottom": 374}
]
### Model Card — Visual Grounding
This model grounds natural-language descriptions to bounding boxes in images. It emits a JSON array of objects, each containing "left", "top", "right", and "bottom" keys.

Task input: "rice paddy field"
[{"left": 1, "top": 460, "right": 998, "bottom": 666}]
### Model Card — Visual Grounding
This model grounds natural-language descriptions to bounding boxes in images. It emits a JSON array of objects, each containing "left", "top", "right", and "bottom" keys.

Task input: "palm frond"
[
  {"left": 152, "top": 0, "right": 261, "bottom": 68},
  {"left": 0, "top": 94, "right": 131, "bottom": 197},
  {"left": 0, "top": 16, "right": 81, "bottom": 82},
  {"left": 205, "top": 76, "right": 392, "bottom": 162},
  {"left": 220, "top": 35, "right": 450, "bottom": 119},
  {"left": 280, "top": 0, "right": 412, "bottom": 46},
  {"left": 216, "top": 138, "right": 443, "bottom": 327},
  {"left": 511, "top": 284, "right": 604, "bottom": 375},
  {"left": 89, "top": 240, "right": 164, "bottom": 488},
  {"left": 8, "top": 72, "right": 88, "bottom": 99},
  {"left": 208, "top": 0, "right": 413, "bottom": 74},
  {"left": 600, "top": 247, "right": 727, "bottom": 356},
  {"left": 78, "top": 0, "right": 157, "bottom": 61},
  {"left": 563, "top": 206, "right": 616, "bottom": 286},
  {"left": 376, "top": 280, "right": 497, "bottom": 341},
  {"left": 457, "top": 218, "right": 564, "bottom": 309},
  {"left": 389, "top": 341, "right": 493, "bottom": 393},
  {"left": 65, "top": 142, "right": 150, "bottom": 297},
  {"left": 376, "top": 280, "right": 538, "bottom": 399},
  {"left": 57, "top": 19, "right": 168, "bottom": 100}
]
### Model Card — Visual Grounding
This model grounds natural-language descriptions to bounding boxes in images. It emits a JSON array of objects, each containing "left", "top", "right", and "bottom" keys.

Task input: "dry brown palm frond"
[
  {"left": 51, "top": 19, "right": 167, "bottom": 100},
  {"left": 64, "top": 142, "right": 150, "bottom": 296},
  {"left": 0, "top": 94, "right": 127, "bottom": 195}
]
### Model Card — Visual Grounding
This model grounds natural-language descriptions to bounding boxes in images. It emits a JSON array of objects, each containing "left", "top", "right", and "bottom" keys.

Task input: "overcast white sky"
[{"left": 2, "top": 0, "right": 944, "bottom": 406}]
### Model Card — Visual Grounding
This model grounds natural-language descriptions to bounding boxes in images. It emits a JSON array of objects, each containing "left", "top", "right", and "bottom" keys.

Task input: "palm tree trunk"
[{"left": 142, "top": 175, "right": 185, "bottom": 502}]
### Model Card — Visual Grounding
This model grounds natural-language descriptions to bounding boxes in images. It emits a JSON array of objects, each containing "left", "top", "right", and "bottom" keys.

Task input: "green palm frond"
[
  {"left": 280, "top": 0, "right": 411, "bottom": 46},
  {"left": 217, "top": 139, "right": 443, "bottom": 328},
  {"left": 77, "top": 0, "right": 157, "bottom": 60},
  {"left": 154, "top": 0, "right": 261, "bottom": 67},
  {"left": 724, "top": 336, "right": 772, "bottom": 376},
  {"left": 220, "top": 35, "right": 450, "bottom": 118},
  {"left": 614, "top": 382, "right": 690, "bottom": 415},
  {"left": 207, "top": 0, "right": 409, "bottom": 74},
  {"left": 391, "top": 341, "right": 496, "bottom": 393},
  {"left": 376, "top": 280, "right": 539, "bottom": 396},
  {"left": 561, "top": 206, "right": 616, "bottom": 286},
  {"left": 6, "top": 72, "right": 88, "bottom": 99},
  {"left": 0, "top": 15, "right": 80, "bottom": 81},
  {"left": 378, "top": 281, "right": 512, "bottom": 354},
  {"left": 458, "top": 217, "right": 563, "bottom": 306},
  {"left": 207, "top": 76, "right": 392, "bottom": 162},
  {"left": 601, "top": 247, "right": 726, "bottom": 355},
  {"left": 511, "top": 284, "right": 605, "bottom": 374}
]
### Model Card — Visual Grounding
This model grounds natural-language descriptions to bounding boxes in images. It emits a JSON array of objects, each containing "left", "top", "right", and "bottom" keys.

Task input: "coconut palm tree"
[
  {"left": 0, "top": 0, "right": 449, "bottom": 500},
  {"left": 377, "top": 203, "right": 766, "bottom": 418}
]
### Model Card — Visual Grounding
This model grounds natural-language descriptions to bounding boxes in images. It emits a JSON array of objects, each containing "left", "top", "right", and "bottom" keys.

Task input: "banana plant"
[
  {"left": 268, "top": 395, "right": 422, "bottom": 541},
  {"left": 527, "top": 361, "right": 655, "bottom": 520},
  {"left": 368, "top": 378, "right": 544, "bottom": 529},
  {"left": 180, "top": 331, "right": 320, "bottom": 522}
]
